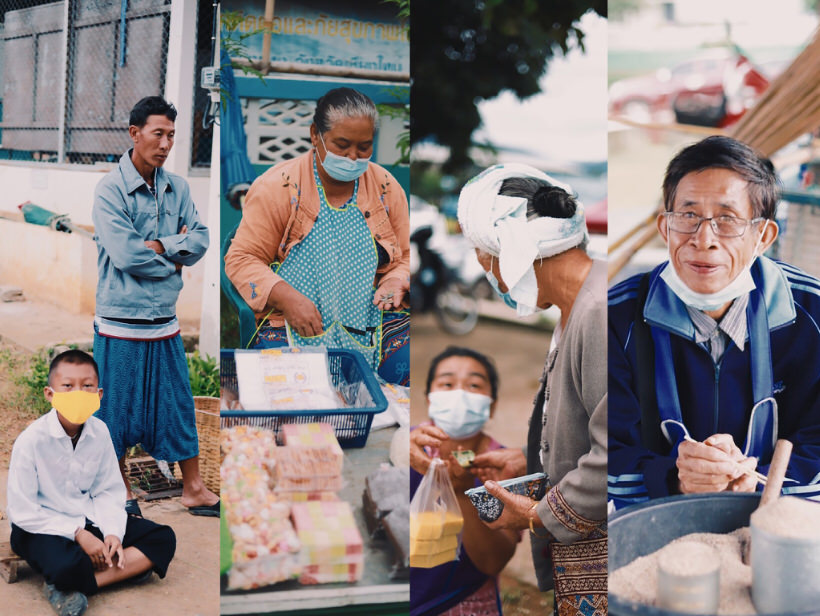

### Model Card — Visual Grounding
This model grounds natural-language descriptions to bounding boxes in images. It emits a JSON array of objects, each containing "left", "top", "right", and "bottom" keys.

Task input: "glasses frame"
[{"left": 663, "top": 211, "right": 766, "bottom": 238}]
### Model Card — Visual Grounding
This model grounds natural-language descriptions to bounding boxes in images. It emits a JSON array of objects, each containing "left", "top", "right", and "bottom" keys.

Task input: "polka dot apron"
[{"left": 273, "top": 156, "right": 383, "bottom": 370}]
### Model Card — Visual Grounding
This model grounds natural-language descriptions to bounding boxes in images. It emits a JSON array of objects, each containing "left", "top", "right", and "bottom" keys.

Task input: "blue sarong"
[{"left": 93, "top": 329, "right": 199, "bottom": 461}]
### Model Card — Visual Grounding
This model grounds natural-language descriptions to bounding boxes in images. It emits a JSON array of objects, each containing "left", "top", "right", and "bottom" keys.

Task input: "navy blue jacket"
[{"left": 608, "top": 257, "right": 820, "bottom": 508}]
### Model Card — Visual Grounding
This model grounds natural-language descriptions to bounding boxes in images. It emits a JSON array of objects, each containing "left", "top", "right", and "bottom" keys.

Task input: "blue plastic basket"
[{"left": 220, "top": 348, "right": 388, "bottom": 448}]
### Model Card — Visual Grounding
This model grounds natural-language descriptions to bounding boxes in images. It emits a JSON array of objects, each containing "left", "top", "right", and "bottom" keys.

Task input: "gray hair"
[
  {"left": 313, "top": 87, "right": 378, "bottom": 134},
  {"left": 498, "top": 177, "right": 577, "bottom": 221}
]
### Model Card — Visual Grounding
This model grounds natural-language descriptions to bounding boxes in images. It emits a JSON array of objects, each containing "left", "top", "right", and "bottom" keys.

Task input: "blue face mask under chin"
[
  {"left": 318, "top": 132, "right": 370, "bottom": 182},
  {"left": 485, "top": 270, "right": 518, "bottom": 310}
]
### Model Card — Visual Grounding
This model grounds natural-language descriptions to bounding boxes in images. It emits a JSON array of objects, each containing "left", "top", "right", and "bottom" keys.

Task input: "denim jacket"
[{"left": 92, "top": 150, "right": 209, "bottom": 319}]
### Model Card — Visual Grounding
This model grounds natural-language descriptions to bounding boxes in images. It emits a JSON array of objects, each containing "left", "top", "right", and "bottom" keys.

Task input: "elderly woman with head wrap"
[
  {"left": 457, "top": 164, "right": 608, "bottom": 615},
  {"left": 225, "top": 87, "right": 410, "bottom": 384}
]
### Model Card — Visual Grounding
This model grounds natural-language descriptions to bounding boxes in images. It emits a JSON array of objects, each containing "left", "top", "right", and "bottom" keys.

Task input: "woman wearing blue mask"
[
  {"left": 409, "top": 346, "right": 519, "bottom": 616},
  {"left": 225, "top": 87, "right": 410, "bottom": 384}
]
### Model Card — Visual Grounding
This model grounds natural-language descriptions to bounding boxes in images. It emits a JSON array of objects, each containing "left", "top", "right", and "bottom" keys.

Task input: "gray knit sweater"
[{"left": 530, "top": 258, "right": 608, "bottom": 588}]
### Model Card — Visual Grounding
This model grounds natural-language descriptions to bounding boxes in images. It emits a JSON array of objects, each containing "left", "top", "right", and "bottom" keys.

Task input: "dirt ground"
[{"left": 410, "top": 313, "right": 553, "bottom": 612}]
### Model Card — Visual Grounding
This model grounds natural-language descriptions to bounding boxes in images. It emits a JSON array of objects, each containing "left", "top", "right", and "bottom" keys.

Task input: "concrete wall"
[
  {"left": 0, "top": 164, "right": 209, "bottom": 327},
  {"left": 0, "top": 163, "right": 210, "bottom": 228},
  {"left": 0, "top": 210, "right": 207, "bottom": 327},
  {"left": 0, "top": 220, "right": 97, "bottom": 315}
]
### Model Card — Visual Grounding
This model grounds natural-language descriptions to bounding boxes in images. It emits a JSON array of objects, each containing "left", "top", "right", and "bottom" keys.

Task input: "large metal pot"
[{"left": 609, "top": 493, "right": 820, "bottom": 616}]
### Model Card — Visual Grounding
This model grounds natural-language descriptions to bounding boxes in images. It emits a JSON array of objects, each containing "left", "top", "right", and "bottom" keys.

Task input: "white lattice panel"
[{"left": 243, "top": 98, "right": 315, "bottom": 164}]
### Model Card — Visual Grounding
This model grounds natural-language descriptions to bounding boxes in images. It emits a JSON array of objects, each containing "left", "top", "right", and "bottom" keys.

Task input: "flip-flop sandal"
[
  {"left": 188, "top": 501, "right": 220, "bottom": 517},
  {"left": 125, "top": 498, "right": 143, "bottom": 518}
]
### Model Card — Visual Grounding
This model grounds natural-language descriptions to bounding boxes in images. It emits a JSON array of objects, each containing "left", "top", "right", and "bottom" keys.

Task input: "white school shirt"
[{"left": 7, "top": 409, "right": 127, "bottom": 542}]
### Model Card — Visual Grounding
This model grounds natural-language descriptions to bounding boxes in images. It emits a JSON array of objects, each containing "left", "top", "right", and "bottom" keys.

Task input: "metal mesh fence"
[
  {"left": 0, "top": 0, "right": 172, "bottom": 164},
  {"left": 190, "top": 0, "right": 214, "bottom": 168}
]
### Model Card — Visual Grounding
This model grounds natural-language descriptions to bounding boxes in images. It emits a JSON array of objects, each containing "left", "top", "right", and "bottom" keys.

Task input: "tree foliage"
[{"left": 411, "top": 0, "right": 606, "bottom": 170}]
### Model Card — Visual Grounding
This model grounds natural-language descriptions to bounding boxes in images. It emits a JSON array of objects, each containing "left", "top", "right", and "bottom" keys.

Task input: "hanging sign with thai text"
[{"left": 223, "top": 0, "right": 408, "bottom": 78}]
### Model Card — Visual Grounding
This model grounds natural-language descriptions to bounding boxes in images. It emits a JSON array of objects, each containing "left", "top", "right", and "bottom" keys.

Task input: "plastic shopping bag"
[{"left": 409, "top": 457, "right": 464, "bottom": 568}]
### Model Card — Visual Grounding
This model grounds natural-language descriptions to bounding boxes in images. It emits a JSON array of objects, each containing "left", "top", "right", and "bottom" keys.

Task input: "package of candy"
[
  {"left": 281, "top": 423, "right": 343, "bottom": 470},
  {"left": 299, "top": 561, "right": 364, "bottom": 585},
  {"left": 291, "top": 501, "right": 364, "bottom": 584},
  {"left": 273, "top": 446, "right": 344, "bottom": 493},
  {"left": 221, "top": 425, "right": 277, "bottom": 459}
]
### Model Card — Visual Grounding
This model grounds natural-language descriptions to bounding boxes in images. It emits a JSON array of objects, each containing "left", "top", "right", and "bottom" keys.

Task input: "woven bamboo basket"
[{"left": 174, "top": 396, "right": 220, "bottom": 494}]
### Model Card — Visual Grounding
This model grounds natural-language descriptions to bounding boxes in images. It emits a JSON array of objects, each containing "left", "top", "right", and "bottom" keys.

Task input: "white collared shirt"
[{"left": 7, "top": 409, "right": 127, "bottom": 541}]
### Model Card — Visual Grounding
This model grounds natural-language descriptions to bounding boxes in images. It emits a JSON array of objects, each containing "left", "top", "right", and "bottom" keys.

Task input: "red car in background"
[{"left": 609, "top": 47, "right": 770, "bottom": 127}]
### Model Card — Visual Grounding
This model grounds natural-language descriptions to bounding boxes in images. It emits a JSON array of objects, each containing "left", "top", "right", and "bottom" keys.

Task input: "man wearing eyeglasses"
[{"left": 608, "top": 135, "right": 820, "bottom": 507}]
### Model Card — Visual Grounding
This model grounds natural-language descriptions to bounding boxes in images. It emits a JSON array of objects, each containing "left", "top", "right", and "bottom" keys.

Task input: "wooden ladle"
[{"left": 741, "top": 439, "right": 793, "bottom": 564}]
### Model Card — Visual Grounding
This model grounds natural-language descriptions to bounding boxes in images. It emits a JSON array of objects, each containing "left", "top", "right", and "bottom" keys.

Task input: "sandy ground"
[{"left": 410, "top": 312, "right": 552, "bottom": 612}]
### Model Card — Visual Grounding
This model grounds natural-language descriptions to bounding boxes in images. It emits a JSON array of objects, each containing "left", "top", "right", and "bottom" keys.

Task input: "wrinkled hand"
[
  {"left": 270, "top": 282, "right": 324, "bottom": 337},
  {"left": 728, "top": 456, "right": 759, "bottom": 493},
  {"left": 374, "top": 277, "right": 409, "bottom": 311},
  {"left": 677, "top": 434, "right": 751, "bottom": 494},
  {"left": 76, "top": 529, "right": 109, "bottom": 571},
  {"left": 145, "top": 225, "right": 186, "bottom": 267},
  {"left": 104, "top": 535, "right": 125, "bottom": 569},
  {"left": 409, "top": 424, "right": 449, "bottom": 475},
  {"left": 481, "top": 481, "right": 542, "bottom": 532},
  {"left": 144, "top": 240, "right": 165, "bottom": 254},
  {"left": 173, "top": 226, "right": 188, "bottom": 270},
  {"left": 470, "top": 448, "right": 527, "bottom": 483}
]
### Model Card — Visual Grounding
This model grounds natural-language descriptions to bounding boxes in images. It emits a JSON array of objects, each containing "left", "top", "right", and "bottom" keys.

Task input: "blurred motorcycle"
[{"left": 409, "top": 198, "right": 478, "bottom": 335}]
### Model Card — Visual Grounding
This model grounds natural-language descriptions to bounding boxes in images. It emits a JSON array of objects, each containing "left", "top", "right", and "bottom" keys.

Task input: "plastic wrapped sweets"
[
  {"left": 221, "top": 424, "right": 277, "bottom": 459},
  {"left": 275, "top": 422, "right": 344, "bottom": 493},
  {"left": 221, "top": 426, "right": 303, "bottom": 589},
  {"left": 291, "top": 501, "right": 364, "bottom": 584}
]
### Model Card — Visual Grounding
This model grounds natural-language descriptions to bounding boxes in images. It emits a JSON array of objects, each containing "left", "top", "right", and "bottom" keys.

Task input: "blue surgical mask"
[
  {"left": 660, "top": 220, "right": 768, "bottom": 311},
  {"left": 317, "top": 133, "right": 370, "bottom": 182},
  {"left": 428, "top": 389, "right": 492, "bottom": 439},
  {"left": 485, "top": 270, "right": 518, "bottom": 310}
]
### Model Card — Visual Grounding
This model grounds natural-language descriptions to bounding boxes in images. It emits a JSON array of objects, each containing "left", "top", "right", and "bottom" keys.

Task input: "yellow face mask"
[{"left": 51, "top": 390, "right": 100, "bottom": 425}]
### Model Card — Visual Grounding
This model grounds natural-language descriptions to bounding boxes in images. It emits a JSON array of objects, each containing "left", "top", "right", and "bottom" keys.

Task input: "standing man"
[
  {"left": 92, "top": 96, "right": 219, "bottom": 517},
  {"left": 609, "top": 136, "right": 820, "bottom": 507}
]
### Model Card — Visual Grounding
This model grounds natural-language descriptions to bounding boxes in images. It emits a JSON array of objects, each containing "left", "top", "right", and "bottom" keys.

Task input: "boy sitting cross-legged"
[{"left": 7, "top": 350, "right": 176, "bottom": 616}]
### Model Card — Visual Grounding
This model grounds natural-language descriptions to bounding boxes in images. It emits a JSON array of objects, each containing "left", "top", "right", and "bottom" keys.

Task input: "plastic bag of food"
[{"left": 409, "top": 458, "right": 463, "bottom": 568}]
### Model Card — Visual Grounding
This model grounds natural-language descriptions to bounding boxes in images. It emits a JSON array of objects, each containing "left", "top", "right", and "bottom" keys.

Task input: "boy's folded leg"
[
  {"left": 43, "top": 582, "right": 88, "bottom": 616},
  {"left": 121, "top": 515, "right": 177, "bottom": 579},
  {"left": 11, "top": 524, "right": 99, "bottom": 596}
]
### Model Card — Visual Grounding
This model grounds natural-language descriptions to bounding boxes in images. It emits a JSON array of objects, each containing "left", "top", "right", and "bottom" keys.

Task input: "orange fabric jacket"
[{"left": 225, "top": 150, "right": 409, "bottom": 326}]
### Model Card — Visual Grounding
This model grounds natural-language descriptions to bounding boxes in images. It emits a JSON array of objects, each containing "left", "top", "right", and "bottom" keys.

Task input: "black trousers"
[{"left": 10, "top": 516, "right": 176, "bottom": 595}]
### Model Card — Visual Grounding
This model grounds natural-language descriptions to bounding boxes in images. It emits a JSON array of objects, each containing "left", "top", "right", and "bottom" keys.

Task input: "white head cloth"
[{"left": 457, "top": 162, "right": 588, "bottom": 316}]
